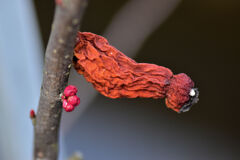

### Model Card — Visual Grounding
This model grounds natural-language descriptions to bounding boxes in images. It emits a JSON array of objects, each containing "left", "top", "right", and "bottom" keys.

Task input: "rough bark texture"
[
  {"left": 34, "top": 1, "right": 87, "bottom": 160},
  {"left": 73, "top": 32, "right": 199, "bottom": 113}
]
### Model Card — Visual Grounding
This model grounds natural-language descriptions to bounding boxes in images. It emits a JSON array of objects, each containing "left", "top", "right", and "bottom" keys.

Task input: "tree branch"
[{"left": 34, "top": 1, "right": 87, "bottom": 160}]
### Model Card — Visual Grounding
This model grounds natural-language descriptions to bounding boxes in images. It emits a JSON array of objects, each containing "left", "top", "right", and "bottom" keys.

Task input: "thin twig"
[{"left": 34, "top": 1, "right": 87, "bottom": 160}]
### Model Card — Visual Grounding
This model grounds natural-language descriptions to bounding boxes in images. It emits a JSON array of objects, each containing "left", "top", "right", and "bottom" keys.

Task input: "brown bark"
[{"left": 34, "top": 1, "right": 87, "bottom": 160}]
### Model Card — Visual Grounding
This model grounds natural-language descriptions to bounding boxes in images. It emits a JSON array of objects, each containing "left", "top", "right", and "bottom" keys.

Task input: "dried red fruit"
[
  {"left": 63, "top": 85, "right": 78, "bottom": 97},
  {"left": 68, "top": 95, "right": 80, "bottom": 106},
  {"left": 73, "top": 32, "right": 199, "bottom": 113}
]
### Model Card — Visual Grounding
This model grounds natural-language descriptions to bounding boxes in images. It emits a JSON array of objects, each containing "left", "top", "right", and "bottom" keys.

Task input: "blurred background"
[{"left": 0, "top": 0, "right": 239, "bottom": 160}]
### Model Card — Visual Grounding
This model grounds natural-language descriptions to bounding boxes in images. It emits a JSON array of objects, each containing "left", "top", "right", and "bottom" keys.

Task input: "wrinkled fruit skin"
[
  {"left": 73, "top": 32, "right": 198, "bottom": 113},
  {"left": 165, "top": 73, "right": 194, "bottom": 112}
]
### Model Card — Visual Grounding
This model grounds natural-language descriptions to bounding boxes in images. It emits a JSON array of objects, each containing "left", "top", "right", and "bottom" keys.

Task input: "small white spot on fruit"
[{"left": 189, "top": 89, "right": 195, "bottom": 96}]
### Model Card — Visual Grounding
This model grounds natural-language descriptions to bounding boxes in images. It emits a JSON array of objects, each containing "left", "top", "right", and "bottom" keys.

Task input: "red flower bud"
[
  {"left": 64, "top": 85, "right": 78, "bottom": 97},
  {"left": 62, "top": 99, "right": 75, "bottom": 112},
  {"left": 64, "top": 103, "right": 75, "bottom": 112},
  {"left": 30, "top": 109, "right": 36, "bottom": 119},
  {"left": 67, "top": 95, "right": 80, "bottom": 106}
]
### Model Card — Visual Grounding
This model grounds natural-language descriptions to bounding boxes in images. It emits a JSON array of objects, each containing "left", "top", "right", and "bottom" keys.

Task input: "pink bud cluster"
[{"left": 61, "top": 85, "right": 80, "bottom": 112}]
